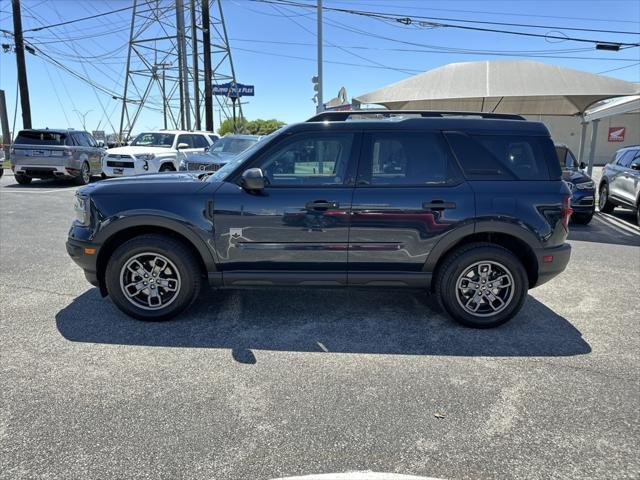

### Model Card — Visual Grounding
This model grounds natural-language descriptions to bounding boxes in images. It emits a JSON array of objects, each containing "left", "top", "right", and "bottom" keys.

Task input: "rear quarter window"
[{"left": 445, "top": 132, "right": 559, "bottom": 180}]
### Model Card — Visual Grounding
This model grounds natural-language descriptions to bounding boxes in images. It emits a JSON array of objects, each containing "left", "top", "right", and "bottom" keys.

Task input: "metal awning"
[{"left": 354, "top": 60, "right": 639, "bottom": 116}]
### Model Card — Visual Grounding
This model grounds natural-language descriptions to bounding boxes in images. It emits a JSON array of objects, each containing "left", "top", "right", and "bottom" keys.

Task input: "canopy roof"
[{"left": 354, "top": 60, "right": 640, "bottom": 116}]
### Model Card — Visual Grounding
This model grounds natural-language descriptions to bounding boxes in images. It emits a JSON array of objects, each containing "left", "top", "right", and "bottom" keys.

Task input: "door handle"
[
  {"left": 306, "top": 200, "right": 339, "bottom": 210},
  {"left": 423, "top": 200, "right": 456, "bottom": 211}
]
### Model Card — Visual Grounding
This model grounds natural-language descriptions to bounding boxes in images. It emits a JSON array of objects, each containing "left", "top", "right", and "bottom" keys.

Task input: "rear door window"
[
  {"left": 446, "top": 132, "right": 556, "bottom": 180},
  {"left": 192, "top": 134, "right": 209, "bottom": 149},
  {"left": 358, "top": 132, "right": 462, "bottom": 186},
  {"left": 14, "top": 131, "right": 67, "bottom": 146}
]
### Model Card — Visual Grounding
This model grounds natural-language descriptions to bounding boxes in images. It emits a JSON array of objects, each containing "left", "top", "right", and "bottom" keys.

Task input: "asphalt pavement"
[{"left": 1, "top": 171, "right": 639, "bottom": 480}]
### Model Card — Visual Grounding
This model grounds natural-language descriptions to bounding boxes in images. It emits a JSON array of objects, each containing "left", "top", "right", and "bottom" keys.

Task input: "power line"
[
  {"left": 23, "top": 3, "right": 139, "bottom": 32},
  {"left": 249, "top": 0, "right": 640, "bottom": 47}
]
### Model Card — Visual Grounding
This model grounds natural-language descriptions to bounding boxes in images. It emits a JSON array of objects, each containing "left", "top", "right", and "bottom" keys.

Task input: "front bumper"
[
  {"left": 570, "top": 190, "right": 595, "bottom": 214},
  {"left": 66, "top": 237, "right": 100, "bottom": 288},
  {"left": 534, "top": 243, "right": 571, "bottom": 287}
]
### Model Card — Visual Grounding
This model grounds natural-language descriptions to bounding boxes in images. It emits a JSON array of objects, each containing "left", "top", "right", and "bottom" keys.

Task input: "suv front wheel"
[
  {"left": 599, "top": 184, "right": 615, "bottom": 213},
  {"left": 105, "top": 234, "right": 202, "bottom": 320},
  {"left": 15, "top": 173, "right": 32, "bottom": 185},
  {"left": 435, "top": 243, "right": 528, "bottom": 328}
]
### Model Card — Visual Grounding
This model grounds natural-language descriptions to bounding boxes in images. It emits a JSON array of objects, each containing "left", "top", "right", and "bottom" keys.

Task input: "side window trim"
[{"left": 240, "top": 130, "right": 362, "bottom": 188}]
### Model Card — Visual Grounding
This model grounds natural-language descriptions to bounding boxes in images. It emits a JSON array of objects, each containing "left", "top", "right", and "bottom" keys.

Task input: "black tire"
[
  {"left": 571, "top": 212, "right": 593, "bottom": 225},
  {"left": 159, "top": 163, "right": 175, "bottom": 172},
  {"left": 0, "top": 167, "right": 3, "bottom": 178},
  {"left": 74, "top": 162, "right": 91, "bottom": 186},
  {"left": 435, "top": 243, "right": 528, "bottom": 328},
  {"left": 105, "top": 234, "right": 202, "bottom": 321},
  {"left": 599, "top": 184, "right": 615, "bottom": 213},
  {"left": 15, "top": 173, "right": 32, "bottom": 185},
  {"left": 100, "top": 172, "right": 109, "bottom": 180},
  {"left": 636, "top": 204, "right": 640, "bottom": 226}
]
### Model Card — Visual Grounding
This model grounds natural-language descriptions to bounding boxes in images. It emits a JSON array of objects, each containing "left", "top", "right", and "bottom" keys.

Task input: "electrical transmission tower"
[{"left": 118, "top": 0, "right": 241, "bottom": 141}]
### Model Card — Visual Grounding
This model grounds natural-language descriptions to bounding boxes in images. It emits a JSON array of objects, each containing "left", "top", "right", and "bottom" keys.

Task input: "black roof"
[{"left": 289, "top": 111, "right": 549, "bottom": 136}]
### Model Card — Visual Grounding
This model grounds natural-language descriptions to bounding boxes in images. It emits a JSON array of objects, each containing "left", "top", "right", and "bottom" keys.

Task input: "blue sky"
[{"left": 0, "top": 0, "right": 639, "bottom": 135}]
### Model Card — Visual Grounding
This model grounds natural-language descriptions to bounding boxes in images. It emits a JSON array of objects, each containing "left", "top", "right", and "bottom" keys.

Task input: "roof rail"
[{"left": 306, "top": 110, "right": 526, "bottom": 122}]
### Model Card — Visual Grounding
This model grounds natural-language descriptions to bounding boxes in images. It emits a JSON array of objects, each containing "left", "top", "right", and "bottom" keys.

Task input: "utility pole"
[
  {"left": 190, "top": 0, "right": 201, "bottom": 130},
  {"left": 11, "top": 0, "right": 31, "bottom": 129},
  {"left": 176, "top": 0, "right": 191, "bottom": 130},
  {"left": 202, "top": 0, "right": 213, "bottom": 132},
  {"left": 0, "top": 90, "right": 11, "bottom": 162},
  {"left": 316, "top": 0, "right": 323, "bottom": 114}
]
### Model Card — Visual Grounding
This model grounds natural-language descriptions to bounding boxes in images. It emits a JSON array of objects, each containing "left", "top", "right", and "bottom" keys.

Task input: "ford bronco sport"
[{"left": 67, "top": 111, "right": 572, "bottom": 328}]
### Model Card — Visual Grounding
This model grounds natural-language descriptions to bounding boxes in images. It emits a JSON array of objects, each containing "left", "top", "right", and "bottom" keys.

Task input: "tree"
[{"left": 217, "top": 118, "right": 285, "bottom": 136}]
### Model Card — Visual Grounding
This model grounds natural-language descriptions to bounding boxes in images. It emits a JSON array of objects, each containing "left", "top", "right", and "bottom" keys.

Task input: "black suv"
[{"left": 67, "top": 111, "right": 572, "bottom": 328}]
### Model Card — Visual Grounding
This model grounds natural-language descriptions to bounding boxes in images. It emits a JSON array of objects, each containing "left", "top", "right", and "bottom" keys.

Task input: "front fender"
[{"left": 94, "top": 211, "right": 218, "bottom": 272}]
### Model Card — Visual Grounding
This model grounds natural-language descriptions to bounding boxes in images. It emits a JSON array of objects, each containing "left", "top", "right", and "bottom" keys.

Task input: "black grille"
[
  {"left": 107, "top": 161, "right": 135, "bottom": 168},
  {"left": 186, "top": 162, "right": 221, "bottom": 172}
]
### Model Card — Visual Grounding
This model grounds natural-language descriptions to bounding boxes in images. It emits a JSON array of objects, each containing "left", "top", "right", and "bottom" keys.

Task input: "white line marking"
[
  {"left": 317, "top": 341, "right": 329, "bottom": 352},
  {"left": 596, "top": 212, "right": 640, "bottom": 236},
  {"left": 592, "top": 214, "right": 633, "bottom": 237}
]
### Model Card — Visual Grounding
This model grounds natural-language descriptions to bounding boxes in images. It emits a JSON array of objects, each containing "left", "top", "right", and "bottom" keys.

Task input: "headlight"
[
  {"left": 73, "top": 194, "right": 90, "bottom": 226},
  {"left": 136, "top": 153, "right": 155, "bottom": 161},
  {"left": 575, "top": 181, "right": 594, "bottom": 190}
]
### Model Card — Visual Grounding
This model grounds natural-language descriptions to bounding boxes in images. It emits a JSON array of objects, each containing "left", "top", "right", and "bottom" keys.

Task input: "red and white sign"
[{"left": 608, "top": 127, "right": 626, "bottom": 142}]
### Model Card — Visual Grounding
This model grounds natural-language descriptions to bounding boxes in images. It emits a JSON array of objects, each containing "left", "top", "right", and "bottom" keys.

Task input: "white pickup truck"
[{"left": 102, "top": 130, "right": 218, "bottom": 177}]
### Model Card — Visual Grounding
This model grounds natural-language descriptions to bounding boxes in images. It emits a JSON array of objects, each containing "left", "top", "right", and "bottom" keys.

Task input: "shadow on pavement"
[
  {"left": 56, "top": 287, "right": 591, "bottom": 361},
  {"left": 2, "top": 177, "right": 101, "bottom": 189},
  {"left": 569, "top": 210, "right": 640, "bottom": 247}
]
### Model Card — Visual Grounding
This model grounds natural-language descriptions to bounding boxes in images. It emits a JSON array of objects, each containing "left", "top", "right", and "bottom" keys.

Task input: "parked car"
[
  {"left": 179, "top": 134, "right": 260, "bottom": 172},
  {"left": 555, "top": 143, "right": 595, "bottom": 224},
  {"left": 102, "top": 130, "right": 215, "bottom": 177},
  {"left": 599, "top": 145, "right": 640, "bottom": 225},
  {"left": 67, "top": 110, "right": 572, "bottom": 328},
  {"left": 10, "top": 128, "right": 103, "bottom": 185}
]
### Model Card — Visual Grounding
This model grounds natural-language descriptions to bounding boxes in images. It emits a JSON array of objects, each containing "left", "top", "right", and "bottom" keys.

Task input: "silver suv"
[
  {"left": 10, "top": 129, "right": 103, "bottom": 185},
  {"left": 599, "top": 145, "right": 640, "bottom": 225}
]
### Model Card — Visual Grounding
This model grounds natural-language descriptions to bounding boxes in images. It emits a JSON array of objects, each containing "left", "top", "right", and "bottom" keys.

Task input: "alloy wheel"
[
  {"left": 119, "top": 253, "right": 182, "bottom": 310},
  {"left": 455, "top": 261, "right": 515, "bottom": 317}
]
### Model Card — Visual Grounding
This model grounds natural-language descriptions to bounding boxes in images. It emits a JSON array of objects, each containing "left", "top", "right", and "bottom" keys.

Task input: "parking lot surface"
[{"left": 1, "top": 172, "right": 639, "bottom": 480}]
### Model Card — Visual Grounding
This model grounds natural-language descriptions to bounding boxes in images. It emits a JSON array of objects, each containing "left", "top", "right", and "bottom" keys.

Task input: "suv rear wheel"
[
  {"left": 105, "top": 234, "right": 202, "bottom": 320},
  {"left": 15, "top": 173, "right": 32, "bottom": 185},
  {"left": 435, "top": 243, "right": 528, "bottom": 328},
  {"left": 74, "top": 162, "right": 91, "bottom": 186},
  {"left": 159, "top": 163, "right": 175, "bottom": 172},
  {"left": 599, "top": 184, "right": 615, "bottom": 213}
]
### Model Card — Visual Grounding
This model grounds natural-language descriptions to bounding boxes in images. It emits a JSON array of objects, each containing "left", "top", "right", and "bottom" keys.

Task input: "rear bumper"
[
  {"left": 534, "top": 243, "right": 571, "bottom": 287},
  {"left": 13, "top": 164, "right": 76, "bottom": 178}
]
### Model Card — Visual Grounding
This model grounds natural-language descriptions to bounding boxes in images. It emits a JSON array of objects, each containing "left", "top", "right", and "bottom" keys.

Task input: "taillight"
[{"left": 561, "top": 194, "right": 573, "bottom": 231}]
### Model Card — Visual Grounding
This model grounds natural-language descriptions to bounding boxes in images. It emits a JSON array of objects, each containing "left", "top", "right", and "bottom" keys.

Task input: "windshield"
[
  {"left": 15, "top": 130, "right": 67, "bottom": 146},
  {"left": 209, "top": 136, "right": 258, "bottom": 154},
  {"left": 131, "top": 132, "right": 175, "bottom": 148},
  {"left": 207, "top": 134, "right": 276, "bottom": 182}
]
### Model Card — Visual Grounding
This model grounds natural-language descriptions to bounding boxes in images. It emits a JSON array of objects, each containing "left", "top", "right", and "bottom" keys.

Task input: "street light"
[{"left": 73, "top": 109, "right": 93, "bottom": 131}]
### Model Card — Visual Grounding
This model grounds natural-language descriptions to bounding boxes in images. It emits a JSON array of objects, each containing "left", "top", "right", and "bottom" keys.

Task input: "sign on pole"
[{"left": 212, "top": 82, "right": 255, "bottom": 98}]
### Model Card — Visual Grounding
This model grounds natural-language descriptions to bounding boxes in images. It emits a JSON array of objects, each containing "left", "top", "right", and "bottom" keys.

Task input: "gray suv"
[
  {"left": 599, "top": 145, "right": 640, "bottom": 225},
  {"left": 11, "top": 129, "right": 103, "bottom": 185}
]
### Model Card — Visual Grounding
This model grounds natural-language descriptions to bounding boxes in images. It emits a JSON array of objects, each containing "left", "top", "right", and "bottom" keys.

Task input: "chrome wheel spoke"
[
  {"left": 124, "top": 280, "right": 146, "bottom": 298},
  {"left": 156, "top": 278, "right": 178, "bottom": 292},
  {"left": 147, "top": 286, "right": 162, "bottom": 308},
  {"left": 493, "top": 274, "right": 512, "bottom": 289},
  {"left": 151, "top": 256, "right": 168, "bottom": 276}
]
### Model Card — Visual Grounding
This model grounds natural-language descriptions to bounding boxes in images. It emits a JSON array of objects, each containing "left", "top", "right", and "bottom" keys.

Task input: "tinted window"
[
  {"left": 176, "top": 134, "right": 195, "bottom": 148},
  {"left": 210, "top": 137, "right": 258, "bottom": 154},
  {"left": 14, "top": 130, "right": 67, "bottom": 146},
  {"left": 192, "top": 135, "right": 209, "bottom": 149},
  {"left": 73, "top": 132, "right": 90, "bottom": 147},
  {"left": 446, "top": 133, "right": 554, "bottom": 180},
  {"left": 84, "top": 132, "right": 98, "bottom": 148},
  {"left": 256, "top": 133, "right": 353, "bottom": 186},
  {"left": 359, "top": 132, "right": 462, "bottom": 186},
  {"left": 617, "top": 150, "right": 636, "bottom": 167}
]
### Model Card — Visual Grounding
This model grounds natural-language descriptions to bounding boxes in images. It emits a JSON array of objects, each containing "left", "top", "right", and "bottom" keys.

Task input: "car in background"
[
  {"left": 102, "top": 130, "right": 215, "bottom": 177},
  {"left": 555, "top": 143, "right": 595, "bottom": 224},
  {"left": 10, "top": 129, "right": 103, "bottom": 185},
  {"left": 179, "top": 134, "right": 260, "bottom": 172},
  {"left": 599, "top": 145, "right": 640, "bottom": 225}
]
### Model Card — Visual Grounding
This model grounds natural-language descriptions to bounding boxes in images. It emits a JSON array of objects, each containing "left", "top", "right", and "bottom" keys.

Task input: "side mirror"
[
  {"left": 241, "top": 168, "right": 265, "bottom": 191},
  {"left": 177, "top": 143, "right": 189, "bottom": 150},
  {"left": 579, "top": 161, "right": 587, "bottom": 170},
  {"left": 631, "top": 162, "right": 640, "bottom": 171}
]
